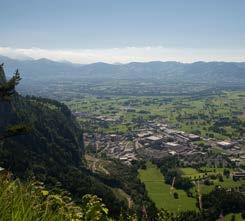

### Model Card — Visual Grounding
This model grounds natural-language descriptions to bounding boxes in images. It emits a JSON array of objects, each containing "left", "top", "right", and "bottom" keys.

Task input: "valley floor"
[{"left": 138, "top": 162, "right": 197, "bottom": 212}]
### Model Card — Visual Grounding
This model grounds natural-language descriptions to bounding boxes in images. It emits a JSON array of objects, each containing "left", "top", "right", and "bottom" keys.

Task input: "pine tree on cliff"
[
  {"left": 0, "top": 65, "right": 21, "bottom": 101},
  {"left": 0, "top": 64, "right": 29, "bottom": 140}
]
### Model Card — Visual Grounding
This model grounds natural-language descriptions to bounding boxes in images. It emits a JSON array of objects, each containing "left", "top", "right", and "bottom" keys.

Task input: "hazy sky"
[{"left": 0, "top": 0, "right": 245, "bottom": 63}]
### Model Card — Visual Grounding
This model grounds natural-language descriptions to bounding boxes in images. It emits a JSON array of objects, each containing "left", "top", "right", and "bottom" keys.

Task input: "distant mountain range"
[{"left": 1, "top": 55, "right": 245, "bottom": 84}]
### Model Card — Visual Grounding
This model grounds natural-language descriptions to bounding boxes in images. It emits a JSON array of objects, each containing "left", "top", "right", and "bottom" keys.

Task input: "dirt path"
[
  {"left": 85, "top": 154, "right": 110, "bottom": 175},
  {"left": 117, "top": 188, "right": 133, "bottom": 208}
]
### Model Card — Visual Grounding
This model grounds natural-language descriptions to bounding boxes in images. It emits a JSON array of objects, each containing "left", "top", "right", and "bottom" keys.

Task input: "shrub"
[{"left": 173, "top": 192, "right": 179, "bottom": 199}]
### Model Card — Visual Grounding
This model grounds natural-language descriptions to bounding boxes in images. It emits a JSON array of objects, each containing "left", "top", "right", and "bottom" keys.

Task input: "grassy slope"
[
  {"left": 138, "top": 162, "right": 197, "bottom": 212},
  {"left": 0, "top": 177, "right": 81, "bottom": 221}
]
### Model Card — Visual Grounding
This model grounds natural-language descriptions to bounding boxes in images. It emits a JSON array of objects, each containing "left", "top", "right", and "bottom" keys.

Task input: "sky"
[{"left": 0, "top": 0, "right": 245, "bottom": 63}]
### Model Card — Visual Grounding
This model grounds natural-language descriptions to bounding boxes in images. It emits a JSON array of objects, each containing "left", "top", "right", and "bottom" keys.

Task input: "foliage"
[
  {"left": 154, "top": 157, "right": 194, "bottom": 191},
  {"left": 201, "top": 187, "right": 245, "bottom": 219},
  {"left": 0, "top": 176, "right": 159, "bottom": 221},
  {"left": 0, "top": 123, "right": 31, "bottom": 140},
  {"left": 0, "top": 176, "right": 82, "bottom": 221},
  {"left": 0, "top": 67, "right": 29, "bottom": 140},
  {"left": 157, "top": 209, "right": 175, "bottom": 221},
  {"left": 0, "top": 69, "right": 21, "bottom": 101},
  {"left": 0, "top": 94, "right": 129, "bottom": 217},
  {"left": 0, "top": 66, "right": 125, "bottom": 217},
  {"left": 173, "top": 192, "right": 179, "bottom": 199},
  {"left": 93, "top": 159, "right": 158, "bottom": 220},
  {"left": 81, "top": 194, "right": 110, "bottom": 221}
]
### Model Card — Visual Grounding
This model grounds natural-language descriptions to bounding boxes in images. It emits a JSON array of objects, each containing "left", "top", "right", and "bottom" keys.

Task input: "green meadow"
[
  {"left": 181, "top": 167, "right": 228, "bottom": 180},
  {"left": 139, "top": 163, "right": 245, "bottom": 213},
  {"left": 181, "top": 167, "right": 245, "bottom": 194},
  {"left": 138, "top": 162, "right": 197, "bottom": 212}
]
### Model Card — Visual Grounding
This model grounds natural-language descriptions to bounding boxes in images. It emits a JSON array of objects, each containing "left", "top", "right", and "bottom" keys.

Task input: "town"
[{"left": 79, "top": 113, "right": 245, "bottom": 173}]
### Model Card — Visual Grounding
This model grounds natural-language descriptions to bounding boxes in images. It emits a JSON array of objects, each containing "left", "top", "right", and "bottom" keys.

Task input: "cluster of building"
[
  {"left": 215, "top": 140, "right": 245, "bottom": 166},
  {"left": 84, "top": 120, "right": 207, "bottom": 165},
  {"left": 72, "top": 112, "right": 120, "bottom": 123},
  {"left": 84, "top": 133, "right": 137, "bottom": 165},
  {"left": 82, "top": 115, "right": 244, "bottom": 169},
  {"left": 135, "top": 122, "right": 202, "bottom": 157}
]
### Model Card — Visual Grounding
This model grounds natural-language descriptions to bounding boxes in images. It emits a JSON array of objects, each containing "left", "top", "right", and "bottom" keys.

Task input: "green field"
[
  {"left": 65, "top": 91, "right": 245, "bottom": 142},
  {"left": 181, "top": 167, "right": 228, "bottom": 180},
  {"left": 139, "top": 163, "right": 245, "bottom": 213},
  {"left": 181, "top": 167, "right": 245, "bottom": 194},
  {"left": 200, "top": 178, "right": 245, "bottom": 194},
  {"left": 222, "top": 213, "right": 244, "bottom": 221},
  {"left": 138, "top": 162, "right": 197, "bottom": 212}
]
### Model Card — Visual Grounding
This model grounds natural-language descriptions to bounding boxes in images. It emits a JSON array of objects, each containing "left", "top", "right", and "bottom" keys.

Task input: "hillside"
[
  {"left": 0, "top": 66, "right": 126, "bottom": 216},
  {"left": 0, "top": 65, "right": 18, "bottom": 136},
  {"left": 1, "top": 55, "right": 245, "bottom": 83},
  {"left": 0, "top": 66, "right": 158, "bottom": 218},
  {"left": 0, "top": 64, "right": 84, "bottom": 177},
  {"left": 2, "top": 55, "right": 245, "bottom": 99},
  {"left": 0, "top": 176, "right": 115, "bottom": 221}
]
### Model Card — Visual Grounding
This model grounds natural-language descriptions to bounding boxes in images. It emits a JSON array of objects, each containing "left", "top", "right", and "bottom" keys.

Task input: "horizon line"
[
  {"left": 1, "top": 54, "right": 245, "bottom": 66},
  {"left": 0, "top": 46, "right": 245, "bottom": 64}
]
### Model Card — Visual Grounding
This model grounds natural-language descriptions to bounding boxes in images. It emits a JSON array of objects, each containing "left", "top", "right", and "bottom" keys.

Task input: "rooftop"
[
  {"left": 188, "top": 134, "right": 200, "bottom": 139},
  {"left": 0, "top": 167, "right": 5, "bottom": 171},
  {"left": 166, "top": 142, "right": 179, "bottom": 147},
  {"left": 217, "top": 141, "right": 232, "bottom": 146},
  {"left": 146, "top": 136, "right": 162, "bottom": 141},
  {"left": 137, "top": 131, "right": 153, "bottom": 138}
]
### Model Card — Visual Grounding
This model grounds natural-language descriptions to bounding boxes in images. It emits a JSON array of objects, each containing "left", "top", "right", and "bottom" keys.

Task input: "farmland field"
[
  {"left": 138, "top": 162, "right": 197, "bottom": 212},
  {"left": 63, "top": 88, "right": 245, "bottom": 215},
  {"left": 199, "top": 178, "right": 245, "bottom": 194},
  {"left": 139, "top": 162, "right": 245, "bottom": 212},
  {"left": 65, "top": 91, "right": 245, "bottom": 144},
  {"left": 181, "top": 167, "right": 231, "bottom": 179},
  {"left": 181, "top": 167, "right": 245, "bottom": 194}
]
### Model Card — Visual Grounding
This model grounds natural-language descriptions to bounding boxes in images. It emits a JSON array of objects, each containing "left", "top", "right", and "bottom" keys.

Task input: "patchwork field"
[
  {"left": 65, "top": 91, "right": 245, "bottom": 143},
  {"left": 181, "top": 167, "right": 245, "bottom": 194},
  {"left": 138, "top": 162, "right": 197, "bottom": 212},
  {"left": 139, "top": 162, "right": 245, "bottom": 213}
]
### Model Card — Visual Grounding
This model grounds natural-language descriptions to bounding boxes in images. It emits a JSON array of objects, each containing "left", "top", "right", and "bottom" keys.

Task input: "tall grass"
[
  {"left": 0, "top": 176, "right": 82, "bottom": 221},
  {"left": 0, "top": 176, "right": 139, "bottom": 221}
]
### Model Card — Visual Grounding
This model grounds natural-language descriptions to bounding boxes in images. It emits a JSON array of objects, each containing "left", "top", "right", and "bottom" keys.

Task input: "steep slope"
[
  {"left": 0, "top": 65, "right": 16, "bottom": 136},
  {"left": 0, "top": 67, "right": 125, "bottom": 216},
  {"left": 0, "top": 64, "right": 6, "bottom": 83},
  {"left": 1, "top": 96, "right": 84, "bottom": 176},
  {"left": 0, "top": 55, "right": 84, "bottom": 80}
]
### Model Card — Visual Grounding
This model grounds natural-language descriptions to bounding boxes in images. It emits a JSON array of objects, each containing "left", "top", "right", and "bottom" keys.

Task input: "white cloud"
[{"left": 0, "top": 46, "right": 244, "bottom": 64}]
